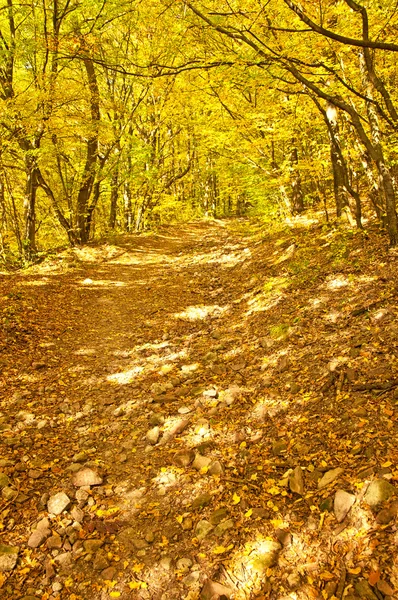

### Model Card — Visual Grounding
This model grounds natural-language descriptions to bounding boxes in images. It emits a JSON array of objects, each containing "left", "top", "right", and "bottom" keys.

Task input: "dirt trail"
[{"left": 1, "top": 220, "right": 398, "bottom": 600}]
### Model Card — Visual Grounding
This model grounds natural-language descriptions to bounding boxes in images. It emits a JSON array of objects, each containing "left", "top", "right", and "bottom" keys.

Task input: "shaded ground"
[{"left": 1, "top": 218, "right": 398, "bottom": 600}]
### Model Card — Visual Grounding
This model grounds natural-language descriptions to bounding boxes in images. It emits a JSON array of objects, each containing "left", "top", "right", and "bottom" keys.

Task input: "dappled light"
[{"left": 2, "top": 221, "right": 398, "bottom": 600}]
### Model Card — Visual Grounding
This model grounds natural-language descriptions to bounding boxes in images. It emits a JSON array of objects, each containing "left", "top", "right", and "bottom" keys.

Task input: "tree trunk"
[
  {"left": 23, "top": 157, "right": 40, "bottom": 259},
  {"left": 290, "top": 145, "right": 304, "bottom": 213},
  {"left": 109, "top": 170, "right": 119, "bottom": 229}
]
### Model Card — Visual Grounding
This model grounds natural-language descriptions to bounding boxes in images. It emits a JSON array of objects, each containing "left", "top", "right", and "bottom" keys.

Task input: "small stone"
[
  {"left": 2, "top": 486, "right": 17, "bottom": 501},
  {"left": 52, "top": 582, "right": 63, "bottom": 593},
  {"left": 209, "top": 461, "right": 223, "bottom": 476},
  {"left": 146, "top": 426, "right": 160, "bottom": 445},
  {"left": 319, "top": 497, "right": 334, "bottom": 512},
  {"left": 70, "top": 506, "right": 84, "bottom": 523},
  {"left": 132, "top": 538, "right": 148, "bottom": 550},
  {"left": 192, "top": 455, "right": 212, "bottom": 471},
  {"left": 184, "top": 571, "right": 200, "bottom": 587},
  {"left": 287, "top": 572, "right": 301, "bottom": 590},
  {"left": 48, "top": 492, "right": 71, "bottom": 515},
  {"left": 289, "top": 467, "right": 304, "bottom": 495},
  {"left": 272, "top": 440, "right": 288, "bottom": 456},
  {"left": 317, "top": 468, "right": 344, "bottom": 489},
  {"left": 101, "top": 566, "right": 117, "bottom": 580},
  {"left": 182, "top": 518, "right": 193, "bottom": 531},
  {"left": 72, "top": 468, "right": 103, "bottom": 487},
  {"left": 28, "top": 528, "right": 51, "bottom": 548},
  {"left": 195, "top": 520, "right": 214, "bottom": 540},
  {"left": 192, "top": 493, "right": 212, "bottom": 509},
  {"left": 210, "top": 508, "right": 229, "bottom": 525},
  {"left": 251, "top": 507, "right": 270, "bottom": 519},
  {"left": 76, "top": 489, "right": 89, "bottom": 506},
  {"left": 54, "top": 552, "right": 73, "bottom": 570},
  {"left": 149, "top": 413, "right": 165, "bottom": 426},
  {"left": 145, "top": 531, "right": 155, "bottom": 543},
  {"left": 178, "top": 406, "right": 193, "bottom": 414},
  {"left": 275, "top": 529, "right": 292, "bottom": 547},
  {"left": 364, "top": 479, "right": 397, "bottom": 508},
  {"left": 325, "top": 582, "right": 338, "bottom": 598},
  {"left": 376, "top": 500, "right": 398, "bottom": 524},
  {"left": 159, "top": 556, "right": 173, "bottom": 570},
  {"left": 177, "top": 557, "right": 193, "bottom": 572},
  {"left": 214, "top": 519, "right": 234, "bottom": 537},
  {"left": 200, "top": 579, "right": 233, "bottom": 600},
  {"left": 72, "top": 452, "right": 88, "bottom": 463},
  {"left": 334, "top": 490, "right": 355, "bottom": 523},
  {"left": 83, "top": 539, "right": 104, "bottom": 553},
  {"left": 377, "top": 580, "right": 395, "bottom": 596},
  {"left": 93, "top": 550, "right": 109, "bottom": 571},
  {"left": 174, "top": 450, "right": 195, "bottom": 467},
  {"left": 0, "top": 473, "right": 10, "bottom": 489},
  {"left": 0, "top": 545, "right": 19, "bottom": 571},
  {"left": 250, "top": 540, "right": 281, "bottom": 572},
  {"left": 47, "top": 534, "right": 62, "bottom": 549}
]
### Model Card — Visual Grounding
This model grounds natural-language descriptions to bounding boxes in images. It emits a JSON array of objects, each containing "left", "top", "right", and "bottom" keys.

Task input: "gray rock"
[
  {"left": 149, "top": 413, "right": 165, "bottom": 427},
  {"left": 209, "top": 461, "right": 224, "bottom": 476},
  {"left": 201, "top": 579, "right": 233, "bottom": 599},
  {"left": 83, "top": 539, "right": 104, "bottom": 553},
  {"left": 47, "top": 492, "right": 71, "bottom": 515},
  {"left": 334, "top": 490, "right": 355, "bottom": 523},
  {"left": 250, "top": 540, "right": 281, "bottom": 572},
  {"left": 28, "top": 527, "right": 51, "bottom": 548},
  {"left": 210, "top": 508, "right": 229, "bottom": 525},
  {"left": 182, "top": 518, "right": 193, "bottom": 531},
  {"left": 93, "top": 550, "right": 109, "bottom": 571},
  {"left": 159, "top": 418, "right": 190, "bottom": 446},
  {"left": 364, "top": 479, "right": 396, "bottom": 508},
  {"left": 2, "top": 486, "right": 17, "bottom": 501},
  {"left": 195, "top": 520, "right": 214, "bottom": 540},
  {"left": 289, "top": 467, "right": 304, "bottom": 495},
  {"left": 192, "top": 492, "right": 212, "bottom": 509},
  {"left": 287, "top": 572, "right": 301, "bottom": 590},
  {"left": 214, "top": 519, "right": 234, "bottom": 537},
  {"left": 0, "top": 544, "right": 19, "bottom": 572},
  {"left": 75, "top": 489, "right": 89, "bottom": 506},
  {"left": 183, "top": 571, "right": 200, "bottom": 587},
  {"left": 177, "top": 557, "right": 193, "bottom": 572},
  {"left": 174, "top": 450, "right": 195, "bottom": 467},
  {"left": 47, "top": 534, "right": 62, "bottom": 549},
  {"left": 159, "top": 556, "right": 173, "bottom": 570},
  {"left": 146, "top": 426, "right": 160, "bottom": 445},
  {"left": 70, "top": 506, "right": 84, "bottom": 523},
  {"left": 54, "top": 552, "right": 73, "bottom": 570},
  {"left": 192, "top": 455, "right": 212, "bottom": 471},
  {"left": 318, "top": 468, "right": 344, "bottom": 489},
  {"left": 376, "top": 501, "right": 398, "bottom": 524},
  {"left": 72, "top": 468, "right": 103, "bottom": 487}
]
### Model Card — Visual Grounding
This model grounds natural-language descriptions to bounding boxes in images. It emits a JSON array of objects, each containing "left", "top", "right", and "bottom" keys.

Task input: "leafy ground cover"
[{"left": 1, "top": 218, "right": 398, "bottom": 600}]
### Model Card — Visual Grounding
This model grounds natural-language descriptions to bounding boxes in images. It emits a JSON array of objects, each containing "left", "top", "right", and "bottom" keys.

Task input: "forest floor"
[{"left": 1, "top": 217, "right": 398, "bottom": 600}]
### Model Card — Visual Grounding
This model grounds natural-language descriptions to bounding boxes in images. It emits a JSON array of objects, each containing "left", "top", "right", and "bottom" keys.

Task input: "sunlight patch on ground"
[
  {"left": 80, "top": 278, "right": 127, "bottom": 287},
  {"left": 180, "top": 363, "right": 200, "bottom": 374},
  {"left": 75, "top": 347, "right": 97, "bottom": 356},
  {"left": 325, "top": 274, "right": 350, "bottom": 290},
  {"left": 175, "top": 304, "right": 228, "bottom": 321},
  {"left": 107, "top": 366, "right": 145, "bottom": 384},
  {"left": 19, "top": 279, "right": 49, "bottom": 286},
  {"left": 152, "top": 466, "right": 182, "bottom": 491}
]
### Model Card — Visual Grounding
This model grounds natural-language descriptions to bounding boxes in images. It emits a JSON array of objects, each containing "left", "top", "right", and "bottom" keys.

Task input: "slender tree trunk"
[
  {"left": 123, "top": 182, "right": 133, "bottom": 232},
  {"left": 109, "top": 170, "right": 119, "bottom": 229},
  {"left": 23, "top": 157, "right": 40, "bottom": 259},
  {"left": 290, "top": 144, "right": 304, "bottom": 213}
]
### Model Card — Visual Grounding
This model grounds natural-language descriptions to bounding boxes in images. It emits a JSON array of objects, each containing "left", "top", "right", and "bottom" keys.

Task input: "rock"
[
  {"left": 195, "top": 520, "right": 214, "bottom": 540},
  {"left": 209, "top": 461, "right": 223, "bottom": 476},
  {"left": 317, "top": 468, "right": 344, "bottom": 489},
  {"left": 101, "top": 566, "right": 117, "bottom": 580},
  {"left": 76, "top": 489, "right": 89, "bottom": 506},
  {"left": 52, "top": 582, "right": 63, "bottom": 593},
  {"left": 192, "top": 455, "right": 212, "bottom": 471},
  {"left": 287, "top": 572, "right": 301, "bottom": 590},
  {"left": 251, "top": 507, "right": 270, "bottom": 519},
  {"left": 146, "top": 426, "right": 160, "bottom": 445},
  {"left": 289, "top": 467, "right": 304, "bottom": 495},
  {"left": 47, "top": 534, "right": 62, "bottom": 549},
  {"left": 72, "top": 452, "right": 88, "bottom": 463},
  {"left": 47, "top": 492, "right": 71, "bottom": 515},
  {"left": 54, "top": 552, "right": 73, "bottom": 570},
  {"left": 159, "top": 556, "right": 173, "bottom": 570},
  {"left": 210, "top": 508, "right": 229, "bottom": 525},
  {"left": 319, "top": 497, "right": 334, "bottom": 512},
  {"left": 0, "top": 545, "right": 19, "bottom": 571},
  {"left": 174, "top": 450, "right": 195, "bottom": 467},
  {"left": 72, "top": 468, "right": 103, "bottom": 487},
  {"left": 214, "top": 519, "right": 234, "bottom": 537},
  {"left": 325, "top": 582, "right": 338, "bottom": 598},
  {"left": 250, "top": 540, "right": 281, "bottom": 573},
  {"left": 93, "top": 550, "right": 109, "bottom": 571},
  {"left": 28, "top": 527, "right": 51, "bottom": 548},
  {"left": 364, "top": 479, "right": 396, "bottom": 508},
  {"left": 184, "top": 571, "right": 200, "bottom": 587},
  {"left": 159, "top": 418, "right": 190, "bottom": 446},
  {"left": 275, "top": 529, "right": 292, "bottom": 547},
  {"left": 334, "top": 490, "right": 355, "bottom": 523},
  {"left": 376, "top": 501, "right": 398, "bottom": 524},
  {"left": 354, "top": 580, "right": 379, "bottom": 600},
  {"left": 192, "top": 493, "right": 212, "bottom": 509},
  {"left": 272, "top": 440, "right": 287, "bottom": 456},
  {"left": 201, "top": 580, "right": 233, "bottom": 599},
  {"left": 149, "top": 413, "right": 165, "bottom": 426},
  {"left": 2, "top": 486, "right": 17, "bottom": 501},
  {"left": 182, "top": 518, "right": 193, "bottom": 531},
  {"left": 132, "top": 538, "right": 148, "bottom": 550},
  {"left": 145, "top": 531, "right": 155, "bottom": 543},
  {"left": 0, "top": 473, "right": 10, "bottom": 489},
  {"left": 70, "top": 506, "right": 84, "bottom": 523},
  {"left": 83, "top": 539, "right": 104, "bottom": 553},
  {"left": 177, "top": 557, "right": 193, "bottom": 572}
]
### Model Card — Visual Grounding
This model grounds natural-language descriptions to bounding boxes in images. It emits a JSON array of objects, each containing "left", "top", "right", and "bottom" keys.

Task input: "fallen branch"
[{"left": 352, "top": 380, "right": 398, "bottom": 391}]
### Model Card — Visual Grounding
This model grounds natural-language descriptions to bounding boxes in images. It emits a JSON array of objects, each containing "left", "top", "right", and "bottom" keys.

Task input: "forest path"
[{"left": 1, "top": 219, "right": 398, "bottom": 600}]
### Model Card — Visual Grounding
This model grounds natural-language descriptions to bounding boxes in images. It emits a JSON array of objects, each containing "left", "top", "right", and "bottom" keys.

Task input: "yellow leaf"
[
  {"left": 232, "top": 492, "right": 241, "bottom": 505},
  {"left": 213, "top": 544, "right": 234, "bottom": 554},
  {"left": 239, "top": 441, "right": 247, "bottom": 449},
  {"left": 244, "top": 509, "right": 253, "bottom": 518},
  {"left": 267, "top": 486, "right": 281, "bottom": 496},
  {"left": 250, "top": 473, "right": 258, "bottom": 481},
  {"left": 319, "top": 571, "right": 335, "bottom": 581},
  {"left": 382, "top": 461, "right": 392, "bottom": 467},
  {"left": 109, "top": 592, "right": 121, "bottom": 598},
  {"left": 200, "top": 466, "right": 209, "bottom": 474},
  {"left": 132, "top": 563, "right": 144, "bottom": 573},
  {"left": 176, "top": 515, "right": 183, "bottom": 524},
  {"left": 348, "top": 567, "right": 361, "bottom": 575},
  {"left": 270, "top": 519, "right": 283, "bottom": 529}
]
